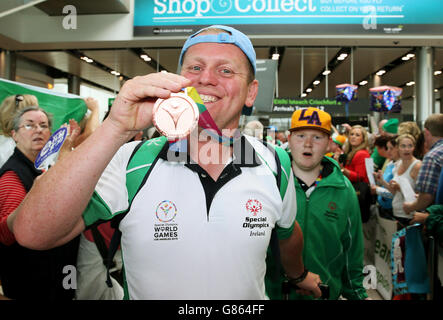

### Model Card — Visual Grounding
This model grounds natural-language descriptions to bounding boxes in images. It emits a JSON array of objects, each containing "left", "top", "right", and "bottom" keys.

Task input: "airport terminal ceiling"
[{"left": 0, "top": 0, "right": 442, "bottom": 105}]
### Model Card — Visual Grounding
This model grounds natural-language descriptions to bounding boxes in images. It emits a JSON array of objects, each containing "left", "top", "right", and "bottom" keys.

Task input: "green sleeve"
[
  {"left": 82, "top": 191, "right": 126, "bottom": 227},
  {"left": 340, "top": 181, "right": 368, "bottom": 300},
  {"left": 425, "top": 204, "right": 443, "bottom": 240},
  {"left": 371, "top": 147, "right": 385, "bottom": 169},
  {"left": 276, "top": 222, "right": 295, "bottom": 240}
]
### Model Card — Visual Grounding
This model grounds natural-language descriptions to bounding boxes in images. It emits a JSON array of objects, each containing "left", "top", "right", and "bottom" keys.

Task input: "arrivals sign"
[
  {"left": 134, "top": 0, "right": 443, "bottom": 36},
  {"left": 272, "top": 97, "right": 375, "bottom": 115},
  {"left": 272, "top": 97, "right": 344, "bottom": 114}
]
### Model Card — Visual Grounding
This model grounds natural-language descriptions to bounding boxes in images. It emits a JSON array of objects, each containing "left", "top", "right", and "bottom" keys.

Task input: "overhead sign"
[
  {"left": 272, "top": 97, "right": 381, "bottom": 116},
  {"left": 134, "top": 0, "right": 443, "bottom": 36},
  {"left": 272, "top": 97, "right": 344, "bottom": 113}
]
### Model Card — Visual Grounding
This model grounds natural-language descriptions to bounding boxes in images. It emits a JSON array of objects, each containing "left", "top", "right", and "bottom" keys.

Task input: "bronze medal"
[{"left": 152, "top": 91, "right": 199, "bottom": 140}]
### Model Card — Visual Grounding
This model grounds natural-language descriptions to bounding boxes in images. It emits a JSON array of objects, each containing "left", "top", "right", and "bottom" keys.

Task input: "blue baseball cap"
[{"left": 179, "top": 25, "right": 256, "bottom": 75}]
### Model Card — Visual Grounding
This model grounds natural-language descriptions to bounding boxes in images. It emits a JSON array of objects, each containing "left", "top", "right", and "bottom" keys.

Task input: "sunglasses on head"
[{"left": 15, "top": 95, "right": 24, "bottom": 107}]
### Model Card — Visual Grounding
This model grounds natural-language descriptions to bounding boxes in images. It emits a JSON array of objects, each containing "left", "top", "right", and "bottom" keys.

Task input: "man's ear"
[
  {"left": 326, "top": 137, "right": 334, "bottom": 153},
  {"left": 245, "top": 79, "right": 259, "bottom": 107}
]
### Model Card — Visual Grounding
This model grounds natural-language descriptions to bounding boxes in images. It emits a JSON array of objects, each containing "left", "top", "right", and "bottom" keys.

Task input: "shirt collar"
[
  {"left": 430, "top": 138, "right": 443, "bottom": 150},
  {"left": 158, "top": 134, "right": 262, "bottom": 167}
]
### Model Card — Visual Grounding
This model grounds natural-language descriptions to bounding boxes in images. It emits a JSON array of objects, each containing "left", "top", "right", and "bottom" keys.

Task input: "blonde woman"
[
  {"left": 0, "top": 94, "right": 39, "bottom": 167},
  {"left": 398, "top": 121, "right": 421, "bottom": 141},
  {"left": 388, "top": 134, "right": 422, "bottom": 227},
  {"left": 341, "top": 125, "right": 371, "bottom": 183},
  {"left": 397, "top": 121, "right": 422, "bottom": 159}
]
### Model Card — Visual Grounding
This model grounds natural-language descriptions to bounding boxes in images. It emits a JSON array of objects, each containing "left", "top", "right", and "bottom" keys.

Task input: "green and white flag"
[{"left": 0, "top": 78, "right": 87, "bottom": 133}]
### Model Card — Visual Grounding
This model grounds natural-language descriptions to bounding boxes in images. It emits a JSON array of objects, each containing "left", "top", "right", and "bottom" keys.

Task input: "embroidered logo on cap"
[
  {"left": 298, "top": 109, "right": 322, "bottom": 126},
  {"left": 289, "top": 107, "right": 332, "bottom": 135}
]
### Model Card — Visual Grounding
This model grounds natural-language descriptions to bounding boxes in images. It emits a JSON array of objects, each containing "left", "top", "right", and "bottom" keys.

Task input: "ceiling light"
[
  {"left": 402, "top": 56, "right": 410, "bottom": 61},
  {"left": 322, "top": 70, "right": 331, "bottom": 76},
  {"left": 434, "top": 89, "right": 438, "bottom": 93},
  {"left": 111, "top": 70, "right": 120, "bottom": 76},
  {"left": 406, "top": 53, "right": 415, "bottom": 58},
  {"left": 337, "top": 53, "right": 348, "bottom": 60},
  {"left": 140, "top": 54, "right": 151, "bottom": 61},
  {"left": 272, "top": 53, "right": 280, "bottom": 60},
  {"left": 376, "top": 70, "right": 386, "bottom": 76},
  {"left": 406, "top": 81, "right": 415, "bottom": 86},
  {"left": 359, "top": 80, "right": 368, "bottom": 86},
  {"left": 80, "top": 56, "right": 93, "bottom": 63},
  {"left": 301, "top": 93, "right": 307, "bottom": 97},
  {"left": 313, "top": 80, "right": 320, "bottom": 85},
  {"left": 306, "top": 88, "right": 312, "bottom": 92},
  {"left": 434, "top": 70, "right": 442, "bottom": 75}
]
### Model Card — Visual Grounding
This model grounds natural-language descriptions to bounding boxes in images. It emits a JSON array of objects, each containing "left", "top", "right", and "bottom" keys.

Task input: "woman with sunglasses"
[{"left": 0, "top": 106, "right": 79, "bottom": 300}]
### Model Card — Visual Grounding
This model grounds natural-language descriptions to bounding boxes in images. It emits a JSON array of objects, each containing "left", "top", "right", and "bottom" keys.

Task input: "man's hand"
[
  {"left": 403, "top": 193, "right": 434, "bottom": 214},
  {"left": 388, "top": 180, "right": 400, "bottom": 194},
  {"left": 58, "top": 119, "right": 81, "bottom": 160},
  {"left": 107, "top": 72, "right": 191, "bottom": 139},
  {"left": 84, "top": 97, "right": 100, "bottom": 112},
  {"left": 403, "top": 201, "right": 416, "bottom": 214},
  {"left": 293, "top": 271, "right": 322, "bottom": 298},
  {"left": 410, "top": 211, "right": 429, "bottom": 225}
]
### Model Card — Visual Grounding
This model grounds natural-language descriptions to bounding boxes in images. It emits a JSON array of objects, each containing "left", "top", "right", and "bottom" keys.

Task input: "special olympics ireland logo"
[
  {"left": 156, "top": 200, "right": 177, "bottom": 222},
  {"left": 245, "top": 199, "right": 263, "bottom": 216}
]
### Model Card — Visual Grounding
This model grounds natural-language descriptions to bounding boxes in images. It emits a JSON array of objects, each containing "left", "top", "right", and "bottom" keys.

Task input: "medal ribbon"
[
  {"left": 185, "top": 87, "right": 237, "bottom": 145},
  {"left": 167, "top": 87, "right": 237, "bottom": 153}
]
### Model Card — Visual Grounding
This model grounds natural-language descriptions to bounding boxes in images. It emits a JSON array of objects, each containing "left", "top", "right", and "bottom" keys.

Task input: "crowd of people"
[{"left": 0, "top": 25, "right": 442, "bottom": 301}]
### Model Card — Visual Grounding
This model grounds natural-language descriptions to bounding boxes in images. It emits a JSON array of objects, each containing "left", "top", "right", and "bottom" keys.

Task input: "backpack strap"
[
  {"left": 259, "top": 140, "right": 291, "bottom": 200},
  {"left": 105, "top": 136, "right": 168, "bottom": 288},
  {"left": 259, "top": 140, "right": 293, "bottom": 295},
  {"left": 273, "top": 146, "right": 291, "bottom": 200},
  {"left": 126, "top": 136, "right": 168, "bottom": 204}
]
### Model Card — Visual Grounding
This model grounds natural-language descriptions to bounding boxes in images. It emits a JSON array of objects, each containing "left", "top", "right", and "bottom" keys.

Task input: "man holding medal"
[{"left": 12, "top": 25, "right": 321, "bottom": 299}]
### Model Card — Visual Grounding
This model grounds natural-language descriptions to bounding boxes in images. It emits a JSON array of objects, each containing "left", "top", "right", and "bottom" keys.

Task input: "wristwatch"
[{"left": 286, "top": 267, "right": 309, "bottom": 285}]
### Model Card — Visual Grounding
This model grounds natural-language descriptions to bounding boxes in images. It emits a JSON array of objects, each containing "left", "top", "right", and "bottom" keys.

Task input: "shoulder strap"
[
  {"left": 260, "top": 140, "right": 291, "bottom": 200},
  {"left": 126, "top": 136, "right": 168, "bottom": 204},
  {"left": 273, "top": 146, "right": 291, "bottom": 200},
  {"left": 259, "top": 141, "right": 292, "bottom": 295},
  {"left": 105, "top": 136, "right": 167, "bottom": 288}
]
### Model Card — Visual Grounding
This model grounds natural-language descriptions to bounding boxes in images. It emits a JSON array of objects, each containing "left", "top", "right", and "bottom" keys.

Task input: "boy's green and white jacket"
[{"left": 266, "top": 156, "right": 368, "bottom": 300}]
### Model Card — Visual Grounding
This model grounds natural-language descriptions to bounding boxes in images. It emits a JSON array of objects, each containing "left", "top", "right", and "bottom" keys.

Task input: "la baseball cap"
[
  {"left": 289, "top": 107, "right": 332, "bottom": 136},
  {"left": 179, "top": 25, "right": 256, "bottom": 75}
]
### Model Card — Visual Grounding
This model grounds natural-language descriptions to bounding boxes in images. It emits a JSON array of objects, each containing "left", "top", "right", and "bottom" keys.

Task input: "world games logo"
[{"left": 155, "top": 200, "right": 177, "bottom": 222}]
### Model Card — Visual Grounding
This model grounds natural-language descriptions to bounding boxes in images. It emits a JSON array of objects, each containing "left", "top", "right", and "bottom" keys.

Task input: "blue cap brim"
[{"left": 179, "top": 25, "right": 256, "bottom": 75}]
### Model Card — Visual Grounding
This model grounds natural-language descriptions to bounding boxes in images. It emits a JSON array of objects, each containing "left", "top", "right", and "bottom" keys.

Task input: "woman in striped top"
[{"left": 0, "top": 106, "right": 79, "bottom": 300}]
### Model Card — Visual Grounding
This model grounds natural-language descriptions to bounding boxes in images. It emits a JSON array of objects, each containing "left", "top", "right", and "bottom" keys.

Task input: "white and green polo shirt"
[{"left": 82, "top": 135, "right": 297, "bottom": 299}]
